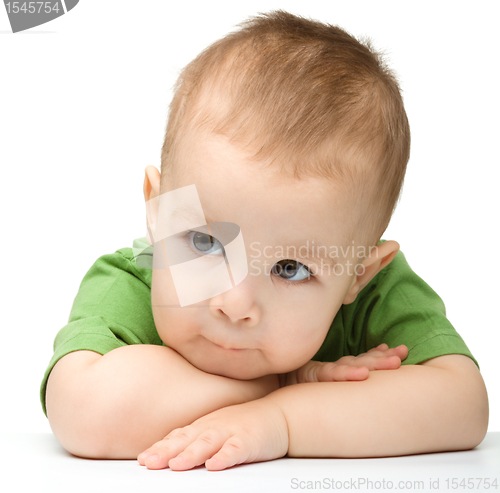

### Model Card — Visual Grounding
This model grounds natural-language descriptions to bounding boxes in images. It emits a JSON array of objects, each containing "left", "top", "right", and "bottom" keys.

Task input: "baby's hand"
[
  {"left": 137, "top": 398, "right": 288, "bottom": 471},
  {"left": 279, "top": 343, "right": 408, "bottom": 387}
]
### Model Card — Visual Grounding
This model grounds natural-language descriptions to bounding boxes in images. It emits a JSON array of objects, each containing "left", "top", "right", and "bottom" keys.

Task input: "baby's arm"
[{"left": 45, "top": 345, "right": 279, "bottom": 460}]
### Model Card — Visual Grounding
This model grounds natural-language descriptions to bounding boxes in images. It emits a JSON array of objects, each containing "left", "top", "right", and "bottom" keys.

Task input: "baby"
[{"left": 41, "top": 10, "right": 488, "bottom": 471}]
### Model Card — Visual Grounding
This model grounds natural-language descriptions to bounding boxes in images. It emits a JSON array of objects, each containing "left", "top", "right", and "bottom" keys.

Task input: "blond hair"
[{"left": 160, "top": 10, "right": 410, "bottom": 251}]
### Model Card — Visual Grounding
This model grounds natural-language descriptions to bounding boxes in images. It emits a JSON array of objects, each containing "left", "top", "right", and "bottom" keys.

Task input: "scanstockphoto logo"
[
  {"left": 135, "top": 184, "right": 248, "bottom": 308},
  {"left": 3, "top": 1, "right": 79, "bottom": 33}
]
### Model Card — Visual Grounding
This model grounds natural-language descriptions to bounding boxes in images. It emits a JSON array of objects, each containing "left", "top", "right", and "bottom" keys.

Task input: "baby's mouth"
[
  {"left": 213, "top": 341, "right": 246, "bottom": 351},
  {"left": 206, "top": 336, "right": 248, "bottom": 351}
]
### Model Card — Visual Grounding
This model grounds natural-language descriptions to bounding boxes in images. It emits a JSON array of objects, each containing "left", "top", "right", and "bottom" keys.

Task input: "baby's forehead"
[{"left": 170, "top": 126, "right": 363, "bottom": 223}]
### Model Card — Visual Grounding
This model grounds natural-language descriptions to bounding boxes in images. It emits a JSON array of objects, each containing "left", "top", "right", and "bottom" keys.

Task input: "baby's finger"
[
  {"left": 139, "top": 431, "right": 196, "bottom": 469},
  {"left": 367, "top": 343, "right": 388, "bottom": 352},
  {"left": 395, "top": 344, "right": 409, "bottom": 361},
  {"left": 363, "top": 344, "right": 408, "bottom": 362},
  {"left": 317, "top": 363, "right": 369, "bottom": 382},
  {"left": 205, "top": 436, "right": 251, "bottom": 471},
  {"left": 368, "top": 354, "right": 403, "bottom": 370},
  {"left": 169, "top": 430, "right": 226, "bottom": 471},
  {"left": 378, "top": 345, "right": 408, "bottom": 361}
]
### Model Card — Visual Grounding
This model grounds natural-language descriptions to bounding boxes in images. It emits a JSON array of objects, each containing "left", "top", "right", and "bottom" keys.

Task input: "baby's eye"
[
  {"left": 271, "top": 259, "right": 311, "bottom": 282},
  {"left": 188, "top": 231, "right": 224, "bottom": 256}
]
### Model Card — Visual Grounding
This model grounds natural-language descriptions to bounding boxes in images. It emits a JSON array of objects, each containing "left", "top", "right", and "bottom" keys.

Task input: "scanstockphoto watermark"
[
  {"left": 249, "top": 241, "right": 379, "bottom": 277},
  {"left": 291, "top": 477, "right": 425, "bottom": 490},
  {"left": 290, "top": 476, "right": 499, "bottom": 490}
]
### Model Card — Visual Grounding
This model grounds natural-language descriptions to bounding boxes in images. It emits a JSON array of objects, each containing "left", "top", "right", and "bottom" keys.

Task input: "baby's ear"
[
  {"left": 143, "top": 166, "right": 161, "bottom": 246},
  {"left": 343, "top": 241, "right": 400, "bottom": 304}
]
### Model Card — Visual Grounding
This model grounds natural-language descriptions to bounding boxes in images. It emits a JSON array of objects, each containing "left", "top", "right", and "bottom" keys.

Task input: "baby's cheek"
[
  {"left": 155, "top": 308, "right": 190, "bottom": 345},
  {"left": 268, "top": 328, "right": 321, "bottom": 372}
]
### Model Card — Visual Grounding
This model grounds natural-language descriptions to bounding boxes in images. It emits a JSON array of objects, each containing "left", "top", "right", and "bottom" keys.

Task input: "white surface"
[
  {"left": 0, "top": 0, "right": 498, "bottom": 434},
  {"left": 0, "top": 433, "right": 499, "bottom": 493}
]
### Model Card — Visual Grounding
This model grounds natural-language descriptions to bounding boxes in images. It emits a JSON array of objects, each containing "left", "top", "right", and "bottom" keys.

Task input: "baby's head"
[{"left": 143, "top": 11, "right": 410, "bottom": 379}]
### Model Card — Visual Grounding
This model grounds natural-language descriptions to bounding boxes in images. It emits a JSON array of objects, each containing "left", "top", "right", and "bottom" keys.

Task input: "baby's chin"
[{"left": 184, "top": 352, "right": 272, "bottom": 380}]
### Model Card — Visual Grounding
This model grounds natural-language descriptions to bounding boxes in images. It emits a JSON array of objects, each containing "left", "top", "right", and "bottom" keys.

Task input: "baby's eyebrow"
[
  {"left": 171, "top": 204, "right": 208, "bottom": 224},
  {"left": 169, "top": 204, "right": 223, "bottom": 239}
]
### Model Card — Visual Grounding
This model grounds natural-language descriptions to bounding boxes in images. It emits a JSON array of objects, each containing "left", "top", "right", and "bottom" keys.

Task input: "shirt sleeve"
[
  {"left": 40, "top": 245, "right": 161, "bottom": 418},
  {"left": 315, "top": 242, "right": 479, "bottom": 370}
]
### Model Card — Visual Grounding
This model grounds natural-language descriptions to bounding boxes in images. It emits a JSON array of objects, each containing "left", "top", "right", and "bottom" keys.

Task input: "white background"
[{"left": 0, "top": 0, "right": 498, "bottom": 436}]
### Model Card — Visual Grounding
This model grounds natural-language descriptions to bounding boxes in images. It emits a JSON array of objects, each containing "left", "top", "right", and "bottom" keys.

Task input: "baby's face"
[{"left": 150, "top": 130, "right": 359, "bottom": 379}]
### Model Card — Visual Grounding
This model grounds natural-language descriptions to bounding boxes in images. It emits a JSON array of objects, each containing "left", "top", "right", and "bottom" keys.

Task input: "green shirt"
[{"left": 40, "top": 237, "right": 477, "bottom": 418}]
